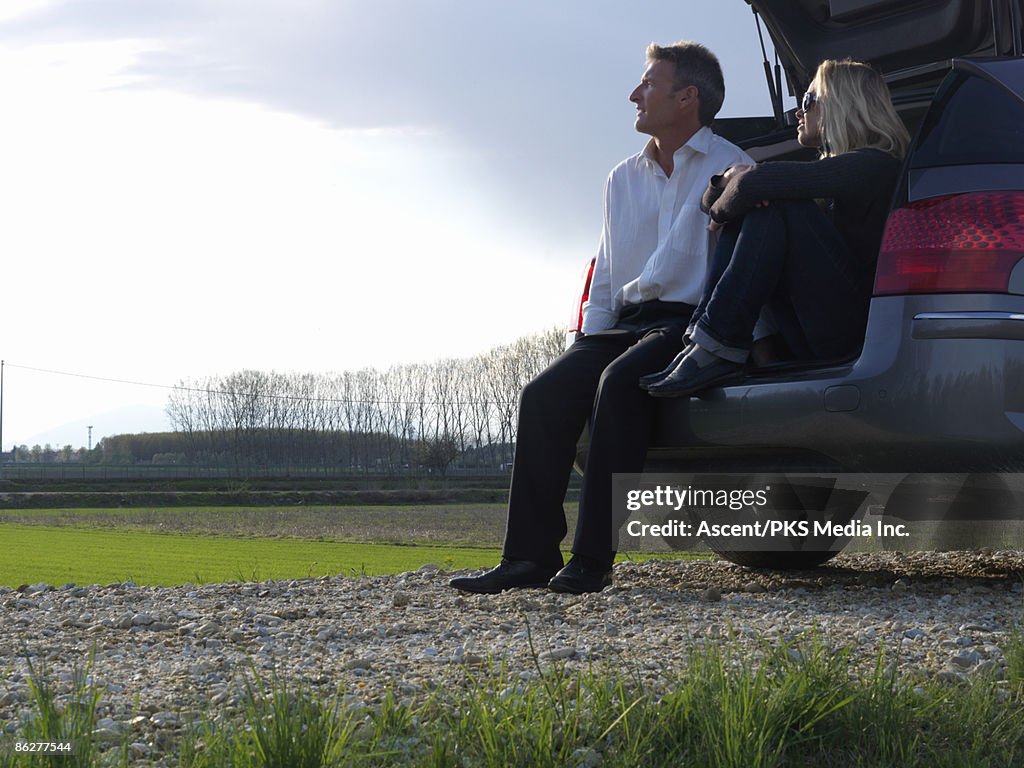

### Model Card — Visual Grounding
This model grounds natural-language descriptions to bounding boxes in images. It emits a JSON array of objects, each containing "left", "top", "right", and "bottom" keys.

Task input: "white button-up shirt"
[{"left": 581, "top": 126, "right": 753, "bottom": 334}]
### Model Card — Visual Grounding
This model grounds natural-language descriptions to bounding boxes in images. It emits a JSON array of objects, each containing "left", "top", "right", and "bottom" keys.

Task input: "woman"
[{"left": 642, "top": 58, "right": 909, "bottom": 397}]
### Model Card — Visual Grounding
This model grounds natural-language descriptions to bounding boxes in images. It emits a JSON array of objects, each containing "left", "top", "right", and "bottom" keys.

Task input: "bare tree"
[
  {"left": 163, "top": 325, "right": 568, "bottom": 474},
  {"left": 464, "top": 354, "right": 496, "bottom": 467}
]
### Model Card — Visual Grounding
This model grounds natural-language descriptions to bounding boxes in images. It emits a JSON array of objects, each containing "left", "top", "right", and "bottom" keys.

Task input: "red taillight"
[
  {"left": 874, "top": 191, "right": 1024, "bottom": 295},
  {"left": 568, "top": 257, "right": 596, "bottom": 333}
]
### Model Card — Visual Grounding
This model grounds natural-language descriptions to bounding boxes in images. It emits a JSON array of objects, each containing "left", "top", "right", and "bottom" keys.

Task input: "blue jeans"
[{"left": 691, "top": 200, "right": 874, "bottom": 363}]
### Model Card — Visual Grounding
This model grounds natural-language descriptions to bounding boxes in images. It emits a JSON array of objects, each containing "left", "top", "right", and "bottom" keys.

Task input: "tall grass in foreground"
[
  {"left": 3, "top": 636, "right": 1024, "bottom": 768},
  {"left": 0, "top": 653, "right": 110, "bottom": 768},
  {"left": 1006, "top": 624, "right": 1024, "bottom": 685},
  {"left": 178, "top": 672, "right": 360, "bottom": 768}
]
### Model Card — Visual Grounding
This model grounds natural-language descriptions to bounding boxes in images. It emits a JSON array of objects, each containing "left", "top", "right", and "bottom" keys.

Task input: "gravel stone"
[
  {"left": 194, "top": 621, "right": 222, "bottom": 638},
  {"left": 539, "top": 647, "right": 576, "bottom": 661},
  {"left": 1, "top": 550, "right": 1022, "bottom": 765},
  {"left": 951, "top": 651, "right": 983, "bottom": 667},
  {"left": 149, "top": 712, "right": 179, "bottom": 728},
  {"left": 891, "top": 578, "right": 911, "bottom": 593},
  {"left": 93, "top": 727, "right": 122, "bottom": 744}
]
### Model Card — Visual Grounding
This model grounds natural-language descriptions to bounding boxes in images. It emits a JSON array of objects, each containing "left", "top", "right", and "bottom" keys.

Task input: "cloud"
[
  {"left": 1, "top": 0, "right": 775, "bottom": 251},
  {"left": 3, "top": 1, "right": 614, "bottom": 136}
]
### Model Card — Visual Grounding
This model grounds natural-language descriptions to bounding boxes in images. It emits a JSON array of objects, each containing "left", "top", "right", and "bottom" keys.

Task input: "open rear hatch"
[
  {"left": 716, "top": 1, "right": 1022, "bottom": 158},
  {"left": 750, "top": 0, "right": 1021, "bottom": 95}
]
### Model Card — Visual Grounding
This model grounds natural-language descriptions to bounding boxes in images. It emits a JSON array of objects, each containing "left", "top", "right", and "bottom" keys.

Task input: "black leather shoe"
[
  {"left": 449, "top": 559, "right": 561, "bottom": 594},
  {"left": 645, "top": 354, "right": 744, "bottom": 398},
  {"left": 638, "top": 344, "right": 693, "bottom": 388},
  {"left": 547, "top": 556, "right": 613, "bottom": 594}
]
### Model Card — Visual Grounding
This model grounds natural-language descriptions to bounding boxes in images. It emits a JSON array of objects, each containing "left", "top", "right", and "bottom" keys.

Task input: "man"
[{"left": 450, "top": 41, "right": 752, "bottom": 594}]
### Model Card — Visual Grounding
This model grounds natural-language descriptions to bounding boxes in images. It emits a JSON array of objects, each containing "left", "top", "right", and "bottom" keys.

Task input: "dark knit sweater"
[{"left": 701, "top": 148, "right": 902, "bottom": 262}]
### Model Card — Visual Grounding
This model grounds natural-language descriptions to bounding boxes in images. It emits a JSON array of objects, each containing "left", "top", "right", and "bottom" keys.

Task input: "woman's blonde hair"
[{"left": 811, "top": 59, "right": 909, "bottom": 158}]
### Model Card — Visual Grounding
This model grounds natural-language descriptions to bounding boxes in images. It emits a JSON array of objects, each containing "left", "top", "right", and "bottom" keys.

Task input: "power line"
[
  {"left": 1, "top": 361, "right": 518, "bottom": 408},
  {"left": 5, "top": 362, "right": 181, "bottom": 392}
]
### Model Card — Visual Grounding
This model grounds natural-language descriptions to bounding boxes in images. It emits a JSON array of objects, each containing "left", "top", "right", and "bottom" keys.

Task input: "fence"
[{"left": 0, "top": 463, "right": 512, "bottom": 483}]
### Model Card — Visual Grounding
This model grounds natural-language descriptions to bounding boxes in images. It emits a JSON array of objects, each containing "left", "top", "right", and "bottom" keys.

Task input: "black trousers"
[{"left": 501, "top": 301, "right": 692, "bottom": 568}]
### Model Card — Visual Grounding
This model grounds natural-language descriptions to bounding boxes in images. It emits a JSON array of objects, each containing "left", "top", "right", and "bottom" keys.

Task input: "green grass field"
[
  {"left": 0, "top": 504, "right": 518, "bottom": 546},
  {"left": 0, "top": 504, "right": 516, "bottom": 585},
  {"left": 0, "top": 504, "right": 705, "bottom": 587},
  {"left": 0, "top": 523, "right": 504, "bottom": 587}
]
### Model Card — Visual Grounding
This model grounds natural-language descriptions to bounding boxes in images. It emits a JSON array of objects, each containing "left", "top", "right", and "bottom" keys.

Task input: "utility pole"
[{"left": 88, "top": 425, "right": 93, "bottom": 452}]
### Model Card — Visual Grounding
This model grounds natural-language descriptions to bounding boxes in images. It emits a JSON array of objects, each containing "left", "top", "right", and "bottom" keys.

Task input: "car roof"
[{"left": 749, "top": 0, "right": 1019, "bottom": 91}]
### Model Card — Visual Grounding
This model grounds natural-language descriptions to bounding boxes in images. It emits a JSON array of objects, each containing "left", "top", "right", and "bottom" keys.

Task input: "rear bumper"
[{"left": 649, "top": 295, "right": 1024, "bottom": 472}]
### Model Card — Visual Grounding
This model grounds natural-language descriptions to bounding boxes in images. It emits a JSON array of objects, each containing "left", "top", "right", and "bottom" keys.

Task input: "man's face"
[{"left": 630, "top": 59, "right": 687, "bottom": 136}]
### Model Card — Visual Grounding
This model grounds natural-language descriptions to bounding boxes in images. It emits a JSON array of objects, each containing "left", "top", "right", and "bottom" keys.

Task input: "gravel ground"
[{"left": 1, "top": 550, "right": 1023, "bottom": 764}]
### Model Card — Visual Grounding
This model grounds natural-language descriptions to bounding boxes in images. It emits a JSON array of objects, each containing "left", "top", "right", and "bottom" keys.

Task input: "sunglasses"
[{"left": 801, "top": 91, "right": 818, "bottom": 111}]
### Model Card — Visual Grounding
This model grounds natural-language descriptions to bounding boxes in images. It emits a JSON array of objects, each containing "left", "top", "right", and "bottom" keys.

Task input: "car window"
[{"left": 911, "top": 74, "right": 1024, "bottom": 167}]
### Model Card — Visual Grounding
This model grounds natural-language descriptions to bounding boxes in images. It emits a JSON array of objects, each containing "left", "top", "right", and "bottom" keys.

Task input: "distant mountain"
[{"left": 15, "top": 405, "right": 172, "bottom": 450}]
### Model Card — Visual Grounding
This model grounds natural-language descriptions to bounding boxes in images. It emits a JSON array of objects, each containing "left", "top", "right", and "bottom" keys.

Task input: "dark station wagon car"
[{"left": 569, "top": 0, "right": 1024, "bottom": 566}]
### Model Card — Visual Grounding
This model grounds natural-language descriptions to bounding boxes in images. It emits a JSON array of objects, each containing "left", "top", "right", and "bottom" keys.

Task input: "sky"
[{"left": 0, "top": 0, "right": 783, "bottom": 450}]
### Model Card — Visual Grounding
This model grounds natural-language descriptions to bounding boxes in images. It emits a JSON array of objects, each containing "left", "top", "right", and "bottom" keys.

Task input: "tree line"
[
  {"left": 153, "top": 326, "right": 566, "bottom": 475},
  {"left": 8, "top": 444, "right": 91, "bottom": 464},
  {"left": 5, "top": 328, "right": 565, "bottom": 475}
]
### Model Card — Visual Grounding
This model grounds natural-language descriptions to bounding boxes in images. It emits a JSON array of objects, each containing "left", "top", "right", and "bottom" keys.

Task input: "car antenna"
[{"left": 753, "top": 6, "right": 784, "bottom": 126}]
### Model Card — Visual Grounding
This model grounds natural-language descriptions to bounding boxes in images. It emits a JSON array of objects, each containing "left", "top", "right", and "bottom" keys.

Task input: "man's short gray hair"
[{"left": 646, "top": 41, "right": 725, "bottom": 126}]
